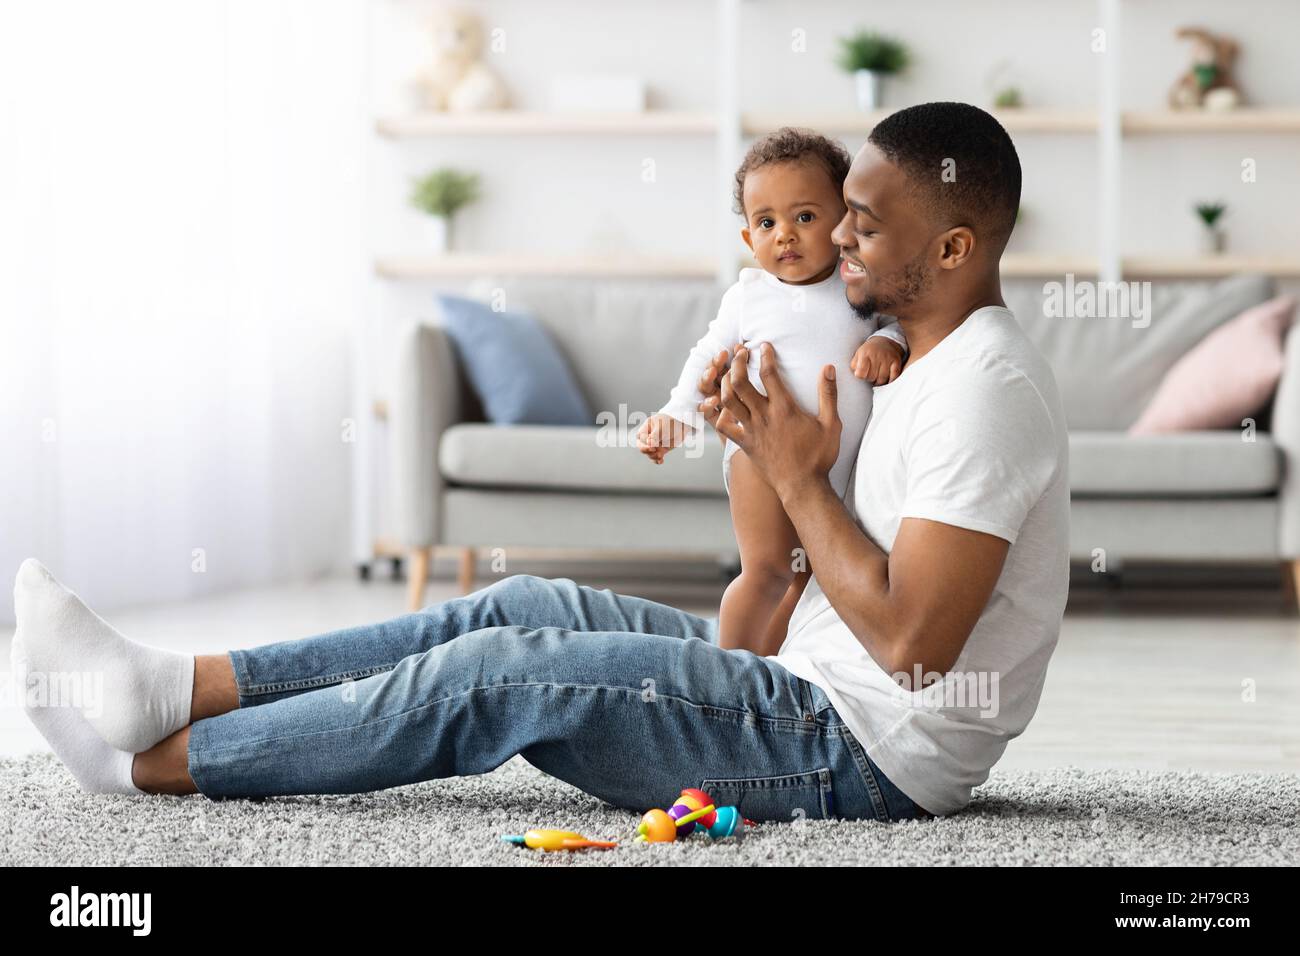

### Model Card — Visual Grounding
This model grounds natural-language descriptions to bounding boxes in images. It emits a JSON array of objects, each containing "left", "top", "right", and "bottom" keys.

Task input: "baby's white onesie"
[{"left": 659, "top": 267, "right": 906, "bottom": 497}]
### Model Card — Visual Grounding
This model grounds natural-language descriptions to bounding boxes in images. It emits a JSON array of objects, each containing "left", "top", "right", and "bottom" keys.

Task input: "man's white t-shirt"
[{"left": 771, "top": 305, "right": 1070, "bottom": 817}]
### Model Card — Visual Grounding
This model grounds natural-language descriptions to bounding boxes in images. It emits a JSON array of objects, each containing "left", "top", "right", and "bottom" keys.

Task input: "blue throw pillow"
[{"left": 436, "top": 294, "right": 593, "bottom": 426}]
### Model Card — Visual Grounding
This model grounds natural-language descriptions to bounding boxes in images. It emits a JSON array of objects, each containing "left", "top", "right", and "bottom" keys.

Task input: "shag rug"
[{"left": 2, "top": 754, "right": 1296, "bottom": 866}]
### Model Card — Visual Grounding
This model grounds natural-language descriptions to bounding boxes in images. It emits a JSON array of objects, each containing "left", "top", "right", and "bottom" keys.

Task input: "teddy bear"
[
  {"left": 1168, "top": 27, "right": 1243, "bottom": 111},
  {"left": 418, "top": 6, "right": 509, "bottom": 112}
]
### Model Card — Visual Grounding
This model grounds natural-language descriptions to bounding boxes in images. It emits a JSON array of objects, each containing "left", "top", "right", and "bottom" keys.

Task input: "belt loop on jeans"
[{"left": 797, "top": 678, "right": 816, "bottom": 722}]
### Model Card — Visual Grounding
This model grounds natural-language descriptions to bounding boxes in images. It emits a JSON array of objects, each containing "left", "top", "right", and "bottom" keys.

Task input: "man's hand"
[
  {"left": 695, "top": 347, "right": 740, "bottom": 448},
  {"left": 713, "top": 342, "right": 841, "bottom": 503},
  {"left": 851, "top": 337, "right": 905, "bottom": 385},
  {"left": 636, "top": 413, "right": 692, "bottom": 464}
]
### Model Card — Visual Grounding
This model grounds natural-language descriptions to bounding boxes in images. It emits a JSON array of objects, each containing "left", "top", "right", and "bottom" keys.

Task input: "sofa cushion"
[
  {"left": 1069, "top": 431, "right": 1280, "bottom": 496},
  {"left": 1129, "top": 296, "right": 1296, "bottom": 435},
  {"left": 436, "top": 295, "right": 593, "bottom": 426},
  {"left": 1003, "top": 274, "right": 1276, "bottom": 430},
  {"left": 439, "top": 423, "right": 727, "bottom": 495},
  {"left": 443, "top": 426, "right": 1278, "bottom": 499}
]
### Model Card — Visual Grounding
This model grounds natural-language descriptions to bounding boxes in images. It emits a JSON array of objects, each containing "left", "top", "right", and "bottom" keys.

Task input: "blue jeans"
[{"left": 187, "top": 575, "right": 929, "bottom": 823}]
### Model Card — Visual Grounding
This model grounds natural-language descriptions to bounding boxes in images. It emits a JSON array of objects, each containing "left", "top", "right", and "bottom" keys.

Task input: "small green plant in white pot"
[
  {"left": 1194, "top": 201, "right": 1227, "bottom": 254},
  {"left": 410, "top": 168, "right": 480, "bottom": 252},
  {"left": 836, "top": 31, "right": 909, "bottom": 111}
]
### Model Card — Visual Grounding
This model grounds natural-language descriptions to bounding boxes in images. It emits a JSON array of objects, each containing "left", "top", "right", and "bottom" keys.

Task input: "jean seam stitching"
[
  {"left": 189, "top": 682, "right": 781, "bottom": 756},
  {"left": 842, "top": 729, "right": 890, "bottom": 821},
  {"left": 697, "top": 704, "right": 827, "bottom": 735},
  {"left": 236, "top": 663, "right": 404, "bottom": 696}
]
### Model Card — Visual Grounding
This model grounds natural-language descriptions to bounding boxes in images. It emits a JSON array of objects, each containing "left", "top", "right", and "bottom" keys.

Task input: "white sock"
[
  {"left": 12, "top": 558, "right": 194, "bottom": 754},
  {"left": 10, "top": 623, "right": 143, "bottom": 794}
]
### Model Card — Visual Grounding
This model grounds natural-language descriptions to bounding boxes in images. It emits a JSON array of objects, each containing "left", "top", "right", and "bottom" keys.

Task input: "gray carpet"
[{"left": 2, "top": 754, "right": 1296, "bottom": 865}]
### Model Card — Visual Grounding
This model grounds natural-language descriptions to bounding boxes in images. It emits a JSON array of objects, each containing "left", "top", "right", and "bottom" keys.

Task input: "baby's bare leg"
[{"left": 718, "top": 451, "right": 802, "bottom": 654}]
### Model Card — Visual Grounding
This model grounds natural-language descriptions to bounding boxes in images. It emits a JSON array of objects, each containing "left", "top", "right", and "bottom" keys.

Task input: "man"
[
  {"left": 710, "top": 101, "right": 1070, "bottom": 815},
  {"left": 12, "top": 103, "right": 1067, "bottom": 821}
]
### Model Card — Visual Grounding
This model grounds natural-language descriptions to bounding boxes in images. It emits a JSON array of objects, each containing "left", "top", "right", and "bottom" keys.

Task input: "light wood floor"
[{"left": 2, "top": 572, "right": 1297, "bottom": 772}]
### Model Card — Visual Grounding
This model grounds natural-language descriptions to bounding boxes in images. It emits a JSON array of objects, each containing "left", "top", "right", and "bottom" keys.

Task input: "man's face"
[{"left": 831, "top": 143, "right": 937, "bottom": 318}]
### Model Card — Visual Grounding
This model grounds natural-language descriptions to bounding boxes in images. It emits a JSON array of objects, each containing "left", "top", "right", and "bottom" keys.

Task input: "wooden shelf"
[
  {"left": 380, "top": 252, "right": 1098, "bottom": 280},
  {"left": 1123, "top": 109, "right": 1300, "bottom": 133},
  {"left": 376, "top": 252, "right": 1300, "bottom": 281},
  {"left": 1122, "top": 255, "right": 1300, "bottom": 278},
  {"left": 375, "top": 108, "right": 1300, "bottom": 140},
  {"left": 743, "top": 108, "right": 1300, "bottom": 138},
  {"left": 742, "top": 108, "right": 1098, "bottom": 136},
  {"left": 375, "top": 253, "right": 717, "bottom": 279},
  {"left": 376, "top": 110, "right": 717, "bottom": 137},
  {"left": 1001, "top": 254, "right": 1098, "bottom": 276}
]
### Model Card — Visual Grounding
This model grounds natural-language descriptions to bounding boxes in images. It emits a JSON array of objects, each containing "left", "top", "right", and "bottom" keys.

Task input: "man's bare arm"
[
  {"left": 714, "top": 343, "right": 1008, "bottom": 684},
  {"left": 781, "top": 480, "right": 1008, "bottom": 681}
]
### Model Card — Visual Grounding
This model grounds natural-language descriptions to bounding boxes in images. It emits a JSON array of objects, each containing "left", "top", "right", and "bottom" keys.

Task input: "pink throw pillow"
[{"left": 1129, "top": 295, "right": 1296, "bottom": 435}]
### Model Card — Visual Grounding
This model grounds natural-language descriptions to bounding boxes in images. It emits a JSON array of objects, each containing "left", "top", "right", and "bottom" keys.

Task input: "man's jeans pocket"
[{"left": 700, "top": 768, "right": 834, "bottom": 823}]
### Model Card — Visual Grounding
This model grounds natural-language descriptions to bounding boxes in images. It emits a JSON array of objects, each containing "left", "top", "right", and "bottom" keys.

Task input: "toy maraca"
[
  {"left": 502, "top": 829, "right": 617, "bottom": 851},
  {"left": 636, "top": 788, "right": 747, "bottom": 843}
]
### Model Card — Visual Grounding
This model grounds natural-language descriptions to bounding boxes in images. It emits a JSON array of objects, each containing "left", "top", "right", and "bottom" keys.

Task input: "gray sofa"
[{"left": 391, "top": 273, "right": 1297, "bottom": 609}]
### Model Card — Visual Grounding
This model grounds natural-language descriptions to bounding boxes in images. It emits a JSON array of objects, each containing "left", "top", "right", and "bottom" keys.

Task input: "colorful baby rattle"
[{"left": 635, "top": 788, "right": 748, "bottom": 843}]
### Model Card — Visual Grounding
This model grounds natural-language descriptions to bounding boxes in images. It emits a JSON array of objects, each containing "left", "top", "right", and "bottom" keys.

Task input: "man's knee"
[{"left": 483, "top": 573, "right": 576, "bottom": 610}]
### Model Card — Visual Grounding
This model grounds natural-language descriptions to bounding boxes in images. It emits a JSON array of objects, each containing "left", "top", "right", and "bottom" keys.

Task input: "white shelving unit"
[{"left": 374, "top": 0, "right": 1300, "bottom": 285}]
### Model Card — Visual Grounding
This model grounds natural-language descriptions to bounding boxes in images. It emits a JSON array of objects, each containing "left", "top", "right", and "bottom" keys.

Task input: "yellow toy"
[{"left": 501, "top": 829, "right": 617, "bottom": 852}]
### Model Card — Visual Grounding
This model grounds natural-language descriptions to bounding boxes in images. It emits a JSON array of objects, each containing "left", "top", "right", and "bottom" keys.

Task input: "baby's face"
[{"left": 741, "top": 160, "right": 847, "bottom": 284}]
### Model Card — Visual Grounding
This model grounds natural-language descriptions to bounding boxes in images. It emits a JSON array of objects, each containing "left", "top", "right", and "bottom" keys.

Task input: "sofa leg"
[
  {"left": 406, "top": 547, "right": 431, "bottom": 612},
  {"left": 1286, "top": 560, "right": 1300, "bottom": 611},
  {"left": 457, "top": 547, "right": 476, "bottom": 594}
]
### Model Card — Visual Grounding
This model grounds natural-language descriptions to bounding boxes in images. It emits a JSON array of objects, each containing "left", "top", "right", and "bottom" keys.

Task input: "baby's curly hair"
[{"left": 732, "top": 127, "right": 852, "bottom": 216}]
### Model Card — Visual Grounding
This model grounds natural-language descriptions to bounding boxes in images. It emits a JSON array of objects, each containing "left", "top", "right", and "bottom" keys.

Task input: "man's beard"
[{"left": 850, "top": 248, "right": 932, "bottom": 319}]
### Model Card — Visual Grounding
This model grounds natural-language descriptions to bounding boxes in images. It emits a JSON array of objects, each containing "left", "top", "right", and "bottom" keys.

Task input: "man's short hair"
[{"left": 867, "top": 102, "right": 1021, "bottom": 252}]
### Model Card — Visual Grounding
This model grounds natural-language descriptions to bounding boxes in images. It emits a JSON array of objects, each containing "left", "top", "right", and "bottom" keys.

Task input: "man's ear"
[
  {"left": 740, "top": 227, "right": 754, "bottom": 252},
  {"left": 936, "top": 226, "right": 976, "bottom": 270}
]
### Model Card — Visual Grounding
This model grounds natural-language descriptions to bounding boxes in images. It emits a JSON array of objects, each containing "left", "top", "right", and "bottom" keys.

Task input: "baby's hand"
[
  {"left": 851, "top": 337, "right": 905, "bottom": 385},
  {"left": 637, "top": 413, "right": 691, "bottom": 465}
]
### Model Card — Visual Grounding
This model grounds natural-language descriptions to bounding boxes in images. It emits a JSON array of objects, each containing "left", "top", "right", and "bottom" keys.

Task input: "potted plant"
[
  {"left": 835, "top": 31, "right": 909, "bottom": 111},
  {"left": 410, "top": 168, "right": 480, "bottom": 252},
  {"left": 994, "top": 86, "right": 1023, "bottom": 108},
  {"left": 1194, "top": 201, "right": 1227, "bottom": 254}
]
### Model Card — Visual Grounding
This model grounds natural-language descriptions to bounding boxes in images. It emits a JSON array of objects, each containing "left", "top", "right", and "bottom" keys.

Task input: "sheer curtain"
[{"left": 0, "top": 0, "right": 371, "bottom": 621}]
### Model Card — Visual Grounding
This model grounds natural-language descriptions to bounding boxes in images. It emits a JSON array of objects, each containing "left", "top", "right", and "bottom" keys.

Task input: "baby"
[{"left": 637, "top": 128, "right": 906, "bottom": 652}]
